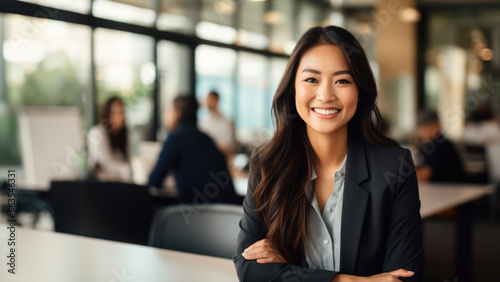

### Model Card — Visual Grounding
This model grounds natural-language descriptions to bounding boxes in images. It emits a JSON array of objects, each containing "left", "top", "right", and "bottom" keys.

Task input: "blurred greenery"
[
  {"left": 0, "top": 52, "right": 85, "bottom": 166},
  {"left": 7, "top": 53, "right": 85, "bottom": 108},
  {"left": 0, "top": 109, "right": 20, "bottom": 166}
]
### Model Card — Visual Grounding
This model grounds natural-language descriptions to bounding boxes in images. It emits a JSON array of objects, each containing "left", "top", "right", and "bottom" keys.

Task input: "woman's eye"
[
  {"left": 335, "top": 79, "right": 350, "bottom": 84},
  {"left": 305, "top": 78, "right": 318, "bottom": 83}
]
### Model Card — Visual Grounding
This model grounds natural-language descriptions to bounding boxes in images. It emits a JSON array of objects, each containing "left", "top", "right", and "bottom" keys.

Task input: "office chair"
[
  {"left": 49, "top": 180, "right": 154, "bottom": 245},
  {"left": 148, "top": 204, "right": 244, "bottom": 259},
  {"left": 486, "top": 142, "right": 500, "bottom": 210},
  {"left": 1, "top": 182, "right": 53, "bottom": 228}
]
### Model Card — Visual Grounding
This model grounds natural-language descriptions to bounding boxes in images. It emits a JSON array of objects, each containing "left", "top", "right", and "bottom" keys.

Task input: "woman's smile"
[{"left": 311, "top": 107, "right": 341, "bottom": 118}]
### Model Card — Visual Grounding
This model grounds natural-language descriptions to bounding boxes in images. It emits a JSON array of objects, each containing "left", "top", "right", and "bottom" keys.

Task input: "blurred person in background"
[
  {"left": 148, "top": 95, "right": 240, "bottom": 204},
  {"left": 462, "top": 104, "right": 500, "bottom": 184},
  {"left": 199, "top": 91, "right": 237, "bottom": 157},
  {"left": 463, "top": 103, "right": 500, "bottom": 145},
  {"left": 87, "top": 97, "right": 132, "bottom": 181},
  {"left": 415, "top": 110, "right": 466, "bottom": 182}
]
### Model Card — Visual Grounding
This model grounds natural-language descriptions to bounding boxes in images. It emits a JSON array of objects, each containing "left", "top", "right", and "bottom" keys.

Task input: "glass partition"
[
  {"left": 18, "top": 0, "right": 91, "bottom": 14},
  {"left": 93, "top": 0, "right": 156, "bottom": 26},
  {"left": 157, "top": 40, "right": 191, "bottom": 139},
  {"left": 157, "top": 0, "right": 193, "bottom": 34},
  {"left": 195, "top": 44, "right": 237, "bottom": 121}
]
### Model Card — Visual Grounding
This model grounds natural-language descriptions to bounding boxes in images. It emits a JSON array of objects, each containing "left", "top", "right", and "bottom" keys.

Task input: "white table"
[
  {"left": 0, "top": 225, "right": 237, "bottom": 282},
  {"left": 419, "top": 182, "right": 494, "bottom": 218}
]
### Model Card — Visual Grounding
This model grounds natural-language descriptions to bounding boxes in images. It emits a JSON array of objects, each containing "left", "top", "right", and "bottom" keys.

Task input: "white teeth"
[{"left": 313, "top": 108, "right": 339, "bottom": 115}]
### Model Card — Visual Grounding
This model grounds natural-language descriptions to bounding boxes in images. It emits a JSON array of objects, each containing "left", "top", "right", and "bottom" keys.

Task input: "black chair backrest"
[
  {"left": 50, "top": 181, "right": 153, "bottom": 245},
  {"left": 148, "top": 204, "right": 243, "bottom": 259}
]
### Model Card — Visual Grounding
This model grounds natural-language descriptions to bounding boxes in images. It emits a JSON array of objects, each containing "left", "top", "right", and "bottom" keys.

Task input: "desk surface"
[
  {"left": 419, "top": 182, "right": 493, "bottom": 218},
  {"left": 0, "top": 225, "right": 237, "bottom": 282}
]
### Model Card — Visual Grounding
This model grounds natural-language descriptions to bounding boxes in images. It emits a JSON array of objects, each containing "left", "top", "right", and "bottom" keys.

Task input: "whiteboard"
[{"left": 18, "top": 107, "right": 84, "bottom": 190}]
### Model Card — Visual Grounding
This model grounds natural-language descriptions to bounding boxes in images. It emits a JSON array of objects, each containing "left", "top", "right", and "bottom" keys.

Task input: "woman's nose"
[{"left": 316, "top": 82, "right": 335, "bottom": 102}]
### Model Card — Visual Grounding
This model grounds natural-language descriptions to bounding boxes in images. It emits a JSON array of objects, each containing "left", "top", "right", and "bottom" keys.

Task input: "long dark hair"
[
  {"left": 251, "top": 26, "right": 397, "bottom": 265},
  {"left": 101, "top": 97, "right": 129, "bottom": 160}
]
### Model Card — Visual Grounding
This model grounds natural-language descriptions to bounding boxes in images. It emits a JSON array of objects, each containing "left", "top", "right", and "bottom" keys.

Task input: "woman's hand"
[
  {"left": 333, "top": 269, "right": 415, "bottom": 282},
  {"left": 367, "top": 269, "right": 414, "bottom": 281},
  {"left": 241, "top": 239, "right": 286, "bottom": 264}
]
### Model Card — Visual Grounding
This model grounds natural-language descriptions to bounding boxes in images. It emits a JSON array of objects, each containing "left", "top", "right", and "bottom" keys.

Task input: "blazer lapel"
[{"left": 340, "top": 131, "right": 370, "bottom": 274}]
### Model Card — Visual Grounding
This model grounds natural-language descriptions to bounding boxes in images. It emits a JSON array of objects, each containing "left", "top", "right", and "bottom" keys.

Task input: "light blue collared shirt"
[{"left": 305, "top": 155, "right": 347, "bottom": 272}]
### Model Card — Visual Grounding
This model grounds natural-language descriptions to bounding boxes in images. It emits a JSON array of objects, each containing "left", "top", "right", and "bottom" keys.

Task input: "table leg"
[{"left": 456, "top": 202, "right": 473, "bottom": 282}]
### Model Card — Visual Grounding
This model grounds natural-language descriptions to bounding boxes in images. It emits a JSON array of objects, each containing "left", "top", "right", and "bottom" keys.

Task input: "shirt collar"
[
  {"left": 311, "top": 168, "right": 318, "bottom": 181},
  {"left": 307, "top": 154, "right": 348, "bottom": 199},
  {"left": 309, "top": 154, "right": 348, "bottom": 182}
]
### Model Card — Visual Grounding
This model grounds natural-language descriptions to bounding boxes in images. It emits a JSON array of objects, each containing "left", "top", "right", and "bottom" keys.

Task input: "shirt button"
[
  {"left": 327, "top": 207, "right": 333, "bottom": 212},
  {"left": 323, "top": 239, "right": 329, "bottom": 245},
  {"left": 335, "top": 171, "right": 343, "bottom": 177}
]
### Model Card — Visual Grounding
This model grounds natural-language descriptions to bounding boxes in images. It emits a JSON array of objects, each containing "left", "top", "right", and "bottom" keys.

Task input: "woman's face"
[
  {"left": 295, "top": 44, "right": 359, "bottom": 137},
  {"left": 109, "top": 100, "right": 125, "bottom": 132}
]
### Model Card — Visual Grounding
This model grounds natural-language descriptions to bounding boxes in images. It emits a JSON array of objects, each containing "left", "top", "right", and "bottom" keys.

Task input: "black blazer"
[{"left": 233, "top": 133, "right": 422, "bottom": 281}]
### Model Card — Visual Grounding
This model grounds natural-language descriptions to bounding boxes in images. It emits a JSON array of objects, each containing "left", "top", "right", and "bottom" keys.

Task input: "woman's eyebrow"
[
  {"left": 300, "top": 68, "right": 352, "bottom": 76},
  {"left": 334, "top": 70, "right": 352, "bottom": 75},
  {"left": 300, "top": 68, "right": 321, "bottom": 74}
]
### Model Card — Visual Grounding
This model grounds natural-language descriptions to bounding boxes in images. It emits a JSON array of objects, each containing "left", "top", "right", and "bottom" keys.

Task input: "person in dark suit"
[
  {"left": 415, "top": 110, "right": 466, "bottom": 183},
  {"left": 233, "top": 26, "right": 421, "bottom": 281},
  {"left": 148, "top": 96, "right": 240, "bottom": 205}
]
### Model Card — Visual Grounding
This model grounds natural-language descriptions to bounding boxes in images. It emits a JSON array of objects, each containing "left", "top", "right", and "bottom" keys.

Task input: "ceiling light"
[
  {"left": 264, "top": 11, "right": 282, "bottom": 24},
  {"left": 358, "top": 22, "right": 372, "bottom": 35},
  {"left": 215, "top": 0, "right": 235, "bottom": 15},
  {"left": 399, "top": 7, "right": 420, "bottom": 23},
  {"left": 479, "top": 48, "right": 494, "bottom": 61}
]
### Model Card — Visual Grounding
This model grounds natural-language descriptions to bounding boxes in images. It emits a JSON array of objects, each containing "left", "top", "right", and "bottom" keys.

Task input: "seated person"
[
  {"left": 87, "top": 97, "right": 132, "bottom": 181},
  {"left": 463, "top": 103, "right": 500, "bottom": 146},
  {"left": 148, "top": 96, "right": 240, "bottom": 204},
  {"left": 415, "top": 110, "right": 466, "bottom": 182}
]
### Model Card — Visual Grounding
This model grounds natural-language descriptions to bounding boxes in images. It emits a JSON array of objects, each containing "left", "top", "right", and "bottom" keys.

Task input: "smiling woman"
[{"left": 233, "top": 26, "right": 422, "bottom": 282}]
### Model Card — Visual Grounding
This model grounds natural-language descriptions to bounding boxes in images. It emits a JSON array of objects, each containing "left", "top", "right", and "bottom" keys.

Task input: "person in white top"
[
  {"left": 199, "top": 91, "right": 237, "bottom": 156},
  {"left": 463, "top": 104, "right": 500, "bottom": 145},
  {"left": 87, "top": 97, "right": 132, "bottom": 181}
]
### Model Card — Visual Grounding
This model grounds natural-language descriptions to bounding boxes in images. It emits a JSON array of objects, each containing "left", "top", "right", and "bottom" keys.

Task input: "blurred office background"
[
  {"left": 1, "top": 0, "right": 500, "bottom": 281},
  {"left": 0, "top": 0, "right": 500, "bottom": 169}
]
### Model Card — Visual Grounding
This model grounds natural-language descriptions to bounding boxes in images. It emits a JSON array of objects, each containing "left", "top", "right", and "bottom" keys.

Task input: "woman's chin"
[{"left": 307, "top": 124, "right": 347, "bottom": 136}]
